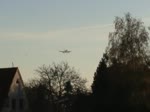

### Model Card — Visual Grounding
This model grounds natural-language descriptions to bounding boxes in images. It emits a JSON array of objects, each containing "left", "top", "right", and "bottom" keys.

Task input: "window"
[
  {"left": 16, "top": 79, "right": 20, "bottom": 84},
  {"left": 12, "top": 99, "right": 16, "bottom": 110},
  {"left": 19, "top": 99, "right": 24, "bottom": 110}
]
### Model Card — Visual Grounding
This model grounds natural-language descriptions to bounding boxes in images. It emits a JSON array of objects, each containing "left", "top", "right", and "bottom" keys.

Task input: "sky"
[{"left": 0, "top": 0, "right": 150, "bottom": 87}]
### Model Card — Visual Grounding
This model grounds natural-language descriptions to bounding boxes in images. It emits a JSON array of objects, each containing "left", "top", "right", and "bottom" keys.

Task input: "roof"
[{"left": 0, "top": 67, "right": 18, "bottom": 110}]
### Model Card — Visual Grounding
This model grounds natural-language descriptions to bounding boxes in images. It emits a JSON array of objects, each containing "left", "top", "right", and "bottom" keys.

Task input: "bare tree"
[
  {"left": 106, "top": 13, "right": 150, "bottom": 68},
  {"left": 35, "top": 62, "right": 87, "bottom": 98}
]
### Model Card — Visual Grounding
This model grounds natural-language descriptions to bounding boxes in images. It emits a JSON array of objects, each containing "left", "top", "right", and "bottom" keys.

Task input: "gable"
[
  {"left": 9, "top": 68, "right": 25, "bottom": 96},
  {"left": 0, "top": 67, "right": 17, "bottom": 110}
]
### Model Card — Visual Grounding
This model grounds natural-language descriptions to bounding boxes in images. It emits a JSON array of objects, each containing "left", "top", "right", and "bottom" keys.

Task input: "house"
[{"left": 0, "top": 67, "right": 29, "bottom": 112}]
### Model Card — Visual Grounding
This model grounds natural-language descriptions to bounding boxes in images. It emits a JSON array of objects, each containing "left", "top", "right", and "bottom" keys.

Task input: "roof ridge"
[{"left": 0, "top": 67, "right": 18, "bottom": 69}]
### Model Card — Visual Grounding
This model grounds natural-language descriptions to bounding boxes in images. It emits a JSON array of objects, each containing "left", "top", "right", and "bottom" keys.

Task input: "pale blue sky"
[{"left": 0, "top": 0, "right": 150, "bottom": 87}]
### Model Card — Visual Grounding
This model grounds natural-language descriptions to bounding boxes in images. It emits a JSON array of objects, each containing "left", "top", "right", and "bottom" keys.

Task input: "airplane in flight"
[{"left": 59, "top": 49, "right": 71, "bottom": 53}]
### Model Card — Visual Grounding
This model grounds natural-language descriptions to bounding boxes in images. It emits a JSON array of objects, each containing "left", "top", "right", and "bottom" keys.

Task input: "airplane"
[{"left": 59, "top": 49, "right": 71, "bottom": 53}]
